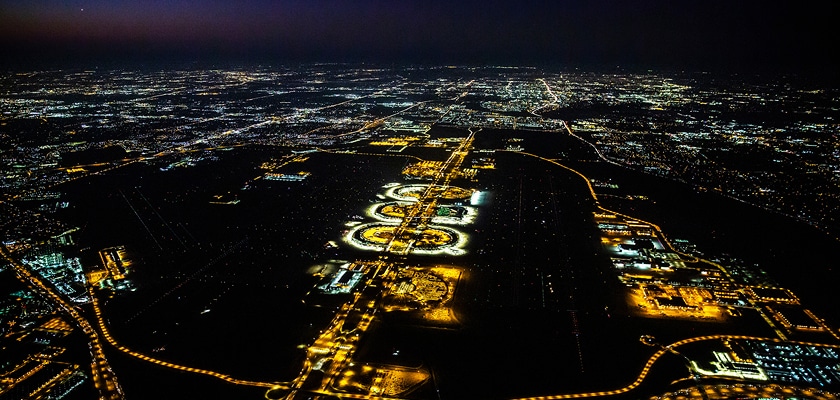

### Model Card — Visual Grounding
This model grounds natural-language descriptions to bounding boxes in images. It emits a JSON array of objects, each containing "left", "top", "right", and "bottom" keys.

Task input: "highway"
[
  {"left": 512, "top": 334, "right": 840, "bottom": 400},
  {"left": 88, "top": 287, "right": 280, "bottom": 389},
  {"left": 286, "top": 126, "right": 478, "bottom": 397},
  {"left": 0, "top": 80, "right": 471, "bottom": 399},
  {"left": 529, "top": 78, "right": 560, "bottom": 116},
  {"left": 385, "top": 127, "right": 478, "bottom": 254},
  {"left": 1, "top": 245, "right": 125, "bottom": 400},
  {"left": 10, "top": 117, "right": 839, "bottom": 399},
  {"left": 285, "top": 126, "right": 478, "bottom": 396},
  {"left": 506, "top": 140, "right": 840, "bottom": 399},
  {"left": 560, "top": 120, "right": 625, "bottom": 168},
  {"left": 2, "top": 243, "right": 286, "bottom": 396},
  {"left": 511, "top": 148, "right": 803, "bottom": 340},
  {"left": 286, "top": 262, "right": 389, "bottom": 399},
  {"left": 14, "top": 80, "right": 411, "bottom": 203}
]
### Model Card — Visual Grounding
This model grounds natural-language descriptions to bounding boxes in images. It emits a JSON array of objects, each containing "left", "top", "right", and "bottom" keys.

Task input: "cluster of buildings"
[
  {"left": 560, "top": 73, "right": 840, "bottom": 236},
  {"left": 0, "top": 236, "right": 133, "bottom": 399},
  {"left": 3, "top": 67, "right": 835, "bottom": 236},
  {"left": 597, "top": 208, "right": 837, "bottom": 340},
  {"left": 694, "top": 340, "right": 840, "bottom": 389}
]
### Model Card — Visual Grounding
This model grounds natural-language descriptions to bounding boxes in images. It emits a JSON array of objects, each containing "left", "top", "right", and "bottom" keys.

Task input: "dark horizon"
[{"left": 1, "top": 0, "right": 836, "bottom": 75}]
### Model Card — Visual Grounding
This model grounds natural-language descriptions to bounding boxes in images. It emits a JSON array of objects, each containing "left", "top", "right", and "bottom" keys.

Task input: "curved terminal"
[
  {"left": 385, "top": 184, "right": 474, "bottom": 202},
  {"left": 367, "top": 201, "right": 478, "bottom": 225},
  {"left": 344, "top": 223, "right": 467, "bottom": 255}
]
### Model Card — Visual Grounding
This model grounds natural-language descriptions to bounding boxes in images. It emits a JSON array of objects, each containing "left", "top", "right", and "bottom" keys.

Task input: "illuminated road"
[
  {"left": 88, "top": 287, "right": 279, "bottom": 389},
  {"left": 512, "top": 334, "right": 840, "bottom": 400},
  {"left": 513, "top": 145, "right": 793, "bottom": 341},
  {"left": 506, "top": 146, "right": 840, "bottom": 399},
  {"left": 318, "top": 81, "right": 469, "bottom": 143},
  {"left": 286, "top": 262, "right": 389, "bottom": 399},
  {"left": 13, "top": 112, "right": 837, "bottom": 399},
  {"left": 286, "top": 127, "right": 478, "bottom": 398},
  {"left": 529, "top": 78, "right": 560, "bottom": 116},
  {"left": 385, "top": 127, "right": 477, "bottom": 254},
  {"left": 7, "top": 231, "right": 834, "bottom": 400},
  {"left": 560, "top": 120, "right": 624, "bottom": 168},
  {"left": 512, "top": 148, "right": 804, "bottom": 339},
  {"left": 513, "top": 148, "right": 727, "bottom": 270},
  {"left": 3, "top": 80, "right": 471, "bottom": 399},
  {"left": 17, "top": 81, "right": 411, "bottom": 202},
  {"left": 0, "top": 245, "right": 125, "bottom": 400},
  {"left": 322, "top": 97, "right": 431, "bottom": 141},
  {"left": 313, "top": 86, "right": 398, "bottom": 112}
]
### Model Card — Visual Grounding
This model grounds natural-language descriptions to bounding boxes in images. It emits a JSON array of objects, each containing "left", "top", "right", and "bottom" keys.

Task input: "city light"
[{"left": 1, "top": 65, "right": 838, "bottom": 400}]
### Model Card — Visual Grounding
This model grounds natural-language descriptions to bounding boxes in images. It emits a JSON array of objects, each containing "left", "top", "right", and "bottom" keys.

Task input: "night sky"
[{"left": 0, "top": 0, "right": 836, "bottom": 72}]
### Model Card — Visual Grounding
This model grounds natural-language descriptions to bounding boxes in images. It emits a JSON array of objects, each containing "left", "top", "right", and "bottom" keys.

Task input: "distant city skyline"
[{"left": 1, "top": 0, "right": 836, "bottom": 73}]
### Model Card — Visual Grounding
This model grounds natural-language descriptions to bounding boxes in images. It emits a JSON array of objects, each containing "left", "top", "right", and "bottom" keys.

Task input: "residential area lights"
[
  {"left": 2, "top": 68, "right": 839, "bottom": 399},
  {"left": 498, "top": 131, "right": 840, "bottom": 398},
  {"left": 0, "top": 246, "right": 125, "bottom": 400},
  {"left": 7, "top": 122, "right": 838, "bottom": 399}
]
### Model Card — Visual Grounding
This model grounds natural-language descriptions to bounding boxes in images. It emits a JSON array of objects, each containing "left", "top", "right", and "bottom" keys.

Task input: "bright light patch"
[{"left": 470, "top": 190, "right": 486, "bottom": 206}]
